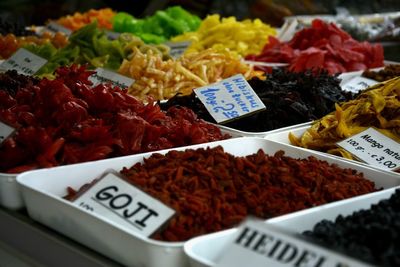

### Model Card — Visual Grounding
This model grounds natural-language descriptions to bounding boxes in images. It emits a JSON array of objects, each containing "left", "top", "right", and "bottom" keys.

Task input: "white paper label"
[
  {"left": 46, "top": 22, "right": 72, "bottom": 36},
  {"left": 73, "top": 172, "right": 175, "bottom": 237},
  {"left": 215, "top": 219, "right": 372, "bottom": 267},
  {"left": 194, "top": 74, "right": 266, "bottom": 124},
  {"left": 165, "top": 41, "right": 191, "bottom": 59},
  {"left": 0, "top": 48, "right": 47, "bottom": 75},
  {"left": 0, "top": 121, "right": 15, "bottom": 144},
  {"left": 342, "top": 77, "right": 378, "bottom": 93},
  {"left": 89, "top": 68, "right": 135, "bottom": 89},
  {"left": 337, "top": 128, "right": 400, "bottom": 171},
  {"left": 105, "top": 30, "right": 121, "bottom": 40}
]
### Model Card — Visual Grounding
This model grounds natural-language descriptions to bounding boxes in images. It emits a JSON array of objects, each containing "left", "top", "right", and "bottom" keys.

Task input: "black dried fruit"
[
  {"left": 303, "top": 189, "right": 400, "bottom": 266},
  {"left": 161, "top": 69, "right": 356, "bottom": 132}
]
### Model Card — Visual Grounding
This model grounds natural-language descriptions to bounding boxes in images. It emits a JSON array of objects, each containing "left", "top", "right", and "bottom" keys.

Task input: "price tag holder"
[
  {"left": 337, "top": 127, "right": 400, "bottom": 171},
  {"left": 45, "top": 21, "right": 72, "bottom": 36},
  {"left": 215, "top": 219, "right": 372, "bottom": 267},
  {"left": 0, "top": 48, "right": 47, "bottom": 76},
  {"left": 165, "top": 41, "right": 191, "bottom": 59},
  {"left": 73, "top": 172, "right": 175, "bottom": 237},
  {"left": 89, "top": 68, "right": 135, "bottom": 89},
  {"left": 194, "top": 74, "right": 266, "bottom": 124},
  {"left": 0, "top": 121, "right": 15, "bottom": 144},
  {"left": 341, "top": 76, "right": 378, "bottom": 93}
]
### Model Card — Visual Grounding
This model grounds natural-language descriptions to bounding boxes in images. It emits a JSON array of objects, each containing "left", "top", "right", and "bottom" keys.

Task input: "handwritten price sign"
[
  {"left": 337, "top": 128, "right": 400, "bottom": 171},
  {"left": 194, "top": 74, "right": 266, "bottom": 124}
]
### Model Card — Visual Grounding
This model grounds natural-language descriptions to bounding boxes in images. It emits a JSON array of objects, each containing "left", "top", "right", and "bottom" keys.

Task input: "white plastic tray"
[
  {"left": 184, "top": 186, "right": 399, "bottom": 267},
  {"left": 0, "top": 122, "right": 234, "bottom": 211},
  {"left": 17, "top": 137, "right": 400, "bottom": 267},
  {"left": 266, "top": 122, "right": 400, "bottom": 174},
  {"left": 216, "top": 121, "right": 312, "bottom": 138},
  {"left": 265, "top": 122, "right": 310, "bottom": 145},
  {"left": 0, "top": 173, "right": 23, "bottom": 209}
]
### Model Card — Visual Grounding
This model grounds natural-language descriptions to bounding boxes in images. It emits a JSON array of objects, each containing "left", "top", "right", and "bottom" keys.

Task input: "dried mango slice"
[{"left": 290, "top": 77, "right": 400, "bottom": 164}]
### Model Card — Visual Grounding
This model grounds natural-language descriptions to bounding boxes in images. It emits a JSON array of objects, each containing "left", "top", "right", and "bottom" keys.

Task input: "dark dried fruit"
[
  {"left": 161, "top": 68, "right": 355, "bottom": 132},
  {"left": 303, "top": 189, "right": 400, "bottom": 266}
]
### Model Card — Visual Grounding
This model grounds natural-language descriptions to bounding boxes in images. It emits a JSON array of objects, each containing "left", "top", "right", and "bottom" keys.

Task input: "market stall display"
[
  {"left": 17, "top": 137, "right": 400, "bottom": 267},
  {"left": 0, "top": 3, "right": 399, "bottom": 266},
  {"left": 171, "top": 14, "right": 276, "bottom": 57}
]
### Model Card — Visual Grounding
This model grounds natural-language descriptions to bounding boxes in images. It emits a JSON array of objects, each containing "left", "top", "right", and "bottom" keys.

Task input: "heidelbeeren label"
[
  {"left": 215, "top": 219, "right": 372, "bottom": 267},
  {"left": 0, "top": 48, "right": 47, "bottom": 75},
  {"left": 194, "top": 74, "right": 266, "bottom": 124},
  {"left": 337, "top": 127, "right": 400, "bottom": 171},
  {"left": 89, "top": 68, "right": 135, "bottom": 89},
  {"left": 73, "top": 172, "right": 175, "bottom": 237},
  {"left": 0, "top": 121, "right": 15, "bottom": 144},
  {"left": 342, "top": 76, "right": 378, "bottom": 93},
  {"left": 165, "top": 41, "right": 191, "bottom": 59}
]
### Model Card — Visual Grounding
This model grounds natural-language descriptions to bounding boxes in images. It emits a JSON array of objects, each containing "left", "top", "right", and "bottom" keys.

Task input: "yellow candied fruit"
[{"left": 171, "top": 14, "right": 276, "bottom": 57}]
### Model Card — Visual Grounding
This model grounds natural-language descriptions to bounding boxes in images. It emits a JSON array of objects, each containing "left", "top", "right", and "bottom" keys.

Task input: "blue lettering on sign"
[
  {"left": 246, "top": 95, "right": 260, "bottom": 108},
  {"left": 222, "top": 110, "right": 239, "bottom": 119},
  {"left": 213, "top": 103, "right": 235, "bottom": 113},
  {"left": 223, "top": 82, "right": 235, "bottom": 93},
  {"left": 199, "top": 88, "right": 220, "bottom": 107}
]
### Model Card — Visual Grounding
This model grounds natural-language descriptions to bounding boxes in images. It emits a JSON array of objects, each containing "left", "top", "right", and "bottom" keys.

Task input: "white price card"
[
  {"left": 73, "top": 172, "right": 175, "bottom": 237},
  {"left": 89, "top": 68, "right": 135, "bottom": 89},
  {"left": 341, "top": 76, "right": 378, "bottom": 93},
  {"left": 0, "top": 48, "right": 47, "bottom": 76},
  {"left": 0, "top": 121, "right": 15, "bottom": 144},
  {"left": 46, "top": 22, "right": 72, "bottom": 36},
  {"left": 215, "top": 219, "right": 372, "bottom": 267},
  {"left": 165, "top": 41, "right": 191, "bottom": 59},
  {"left": 337, "top": 127, "right": 400, "bottom": 171},
  {"left": 194, "top": 74, "right": 266, "bottom": 124}
]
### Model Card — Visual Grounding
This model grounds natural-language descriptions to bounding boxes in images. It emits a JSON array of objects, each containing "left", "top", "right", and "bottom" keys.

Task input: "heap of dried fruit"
[
  {"left": 119, "top": 48, "right": 263, "bottom": 101},
  {"left": 0, "top": 65, "right": 229, "bottom": 173},
  {"left": 161, "top": 69, "right": 355, "bottom": 132},
  {"left": 304, "top": 189, "right": 400, "bottom": 266},
  {"left": 171, "top": 14, "right": 276, "bottom": 56},
  {"left": 68, "top": 146, "right": 377, "bottom": 242},
  {"left": 246, "top": 19, "right": 384, "bottom": 74},
  {"left": 290, "top": 77, "right": 400, "bottom": 160},
  {"left": 56, "top": 8, "right": 115, "bottom": 31}
]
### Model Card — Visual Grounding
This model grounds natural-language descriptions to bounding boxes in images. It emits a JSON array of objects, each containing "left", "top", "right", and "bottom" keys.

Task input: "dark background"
[{"left": 1, "top": 0, "right": 399, "bottom": 26}]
